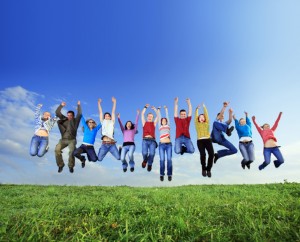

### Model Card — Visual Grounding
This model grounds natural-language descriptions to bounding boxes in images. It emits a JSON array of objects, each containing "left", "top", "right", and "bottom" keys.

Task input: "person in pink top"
[{"left": 252, "top": 112, "right": 284, "bottom": 170}]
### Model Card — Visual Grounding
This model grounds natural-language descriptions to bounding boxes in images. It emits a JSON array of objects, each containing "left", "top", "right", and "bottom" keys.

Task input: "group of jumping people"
[{"left": 29, "top": 97, "right": 284, "bottom": 181}]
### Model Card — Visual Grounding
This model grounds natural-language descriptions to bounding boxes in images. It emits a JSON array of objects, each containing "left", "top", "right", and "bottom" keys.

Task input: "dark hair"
[
  {"left": 125, "top": 121, "right": 135, "bottom": 130},
  {"left": 179, "top": 109, "right": 186, "bottom": 113},
  {"left": 67, "top": 111, "right": 75, "bottom": 116},
  {"left": 198, "top": 114, "right": 205, "bottom": 122},
  {"left": 161, "top": 118, "right": 168, "bottom": 125},
  {"left": 103, "top": 112, "right": 111, "bottom": 118}
]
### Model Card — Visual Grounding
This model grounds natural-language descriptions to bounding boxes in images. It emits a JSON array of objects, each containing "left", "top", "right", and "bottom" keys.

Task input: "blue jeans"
[
  {"left": 142, "top": 139, "right": 156, "bottom": 166},
  {"left": 121, "top": 145, "right": 135, "bottom": 169},
  {"left": 159, "top": 142, "right": 173, "bottom": 176},
  {"left": 239, "top": 142, "right": 255, "bottom": 163},
  {"left": 263, "top": 147, "right": 284, "bottom": 166},
  {"left": 30, "top": 135, "right": 49, "bottom": 157},
  {"left": 98, "top": 143, "right": 120, "bottom": 161},
  {"left": 73, "top": 144, "right": 98, "bottom": 162},
  {"left": 217, "top": 138, "right": 238, "bottom": 158},
  {"left": 174, "top": 135, "right": 195, "bottom": 154}
]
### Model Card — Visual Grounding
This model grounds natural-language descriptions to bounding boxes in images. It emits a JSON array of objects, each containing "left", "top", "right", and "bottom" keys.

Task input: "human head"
[
  {"left": 216, "top": 112, "right": 224, "bottom": 122},
  {"left": 179, "top": 109, "right": 187, "bottom": 119},
  {"left": 261, "top": 123, "right": 270, "bottom": 130},
  {"left": 198, "top": 114, "right": 206, "bottom": 123},
  {"left": 42, "top": 111, "right": 51, "bottom": 120},
  {"left": 125, "top": 121, "right": 135, "bottom": 130},
  {"left": 86, "top": 119, "right": 96, "bottom": 128},
  {"left": 104, "top": 112, "right": 111, "bottom": 120},
  {"left": 161, "top": 118, "right": 168, "bottom": 125},
  {"left": 67, "top": 111, "right": 75, "bottom": 120},
  {"left": 147, "top": 113, "right": 154, "bottom": 122},
  {"left": 239, "top": 118, "right": 246, "bottom": 126}
]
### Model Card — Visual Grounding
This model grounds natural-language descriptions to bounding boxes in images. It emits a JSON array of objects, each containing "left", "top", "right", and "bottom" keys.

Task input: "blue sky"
[{"left": 0, "top": 0, "right": 299, "bottom": 186}]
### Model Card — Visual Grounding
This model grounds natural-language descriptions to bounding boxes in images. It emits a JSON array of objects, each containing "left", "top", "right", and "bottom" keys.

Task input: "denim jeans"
[
  {"left": 98, "top": 143, "right": 120, "bottom": 161},
  {"left": 239, "top": 142, "right": 255, "bottom": 163},
  {"left": 73, "top": 144, "right": 98, "bottom": 162},
  {"left": 121, "top": 144, "right": 135, "bottom": 169},
  {"left": 197, "top": 139, "right": 214, "bottom": 171},
  {"left": 159, "top": 142, "right": 172, "bottom": 176},
  {"left": 30, "top": 135, "right": 49, "bottom": 157},
  {"left": 216, "top": 138, "right": 238, "bottom": 158},
  {"left": 55, "top": 139, "right": 77, "bottom": 168},
  {"left": 263, "top": 147, "right": 284, "bottom": 166},
  {"left": 174, "top": 135, "right": 195, "bottom": 154},
  {"left": 142, "top": 139, "right": 156, "bottom": 166}
]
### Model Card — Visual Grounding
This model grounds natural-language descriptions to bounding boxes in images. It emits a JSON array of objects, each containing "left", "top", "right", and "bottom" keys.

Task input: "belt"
[
  {"left": 240, "top": 141, "right": 252, "bottom": 144},
  {"left": 102, "top": 141, "right": 116, "bottom": 144}
]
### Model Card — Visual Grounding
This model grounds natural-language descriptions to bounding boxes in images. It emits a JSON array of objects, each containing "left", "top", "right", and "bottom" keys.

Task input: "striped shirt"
[
  {"left": 158, "top": 108, "right": 171, "bottom": 141},
  {"left": 34, "top": 104, "right": 57, "bottom": 135}
]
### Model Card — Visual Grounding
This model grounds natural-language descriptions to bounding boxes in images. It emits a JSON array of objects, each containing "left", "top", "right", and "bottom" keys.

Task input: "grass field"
[{"left": 0, "top": 183, "right": 299, "bottom": 241}]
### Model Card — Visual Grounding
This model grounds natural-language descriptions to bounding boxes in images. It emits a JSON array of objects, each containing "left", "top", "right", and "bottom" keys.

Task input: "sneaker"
[
  {"left": 202, "top": 169, "right": 207, "bottom": 177},
  {"left": 241, "top": 161, "right": 246, "bottom": 170},
  {"left": 69, "top": 167, "right": 74, "bottom": 173},
  {"left": 258, "top": 163, "right": 265, "bottom": 170},
  {"left": 168, "top": 176, "right": 172, "bottom": 181},
  {"left": 81, "top": 161, "right": 86, "bottom": 168},
  {"left": 58, "top": 165, "right": 64, "bottom": 173},
  {"left": 147, "top": 165, "right": 152, "bottom": 172},
  {"left": 160, "top": 176, "right": 164, "bottom": 181},
  {"left": 226, "top": 126, "right": 234, "bottom": 136},
  {"left": 207, "top": 171, "right": 211, "bottom": 178},
  {"left": 142, "top": 161, "right": 147, "bottom": 168},
  {"left": 123, "top": 168, "right": 127, "bottom": 172},
  {"left": 130, "top": 167, "right": 134, "bottom": 172},
  {"left": 214, "top": 153, "right": 219, "bottom": 164},
  {"left": 180, "top": 145, "right": 187, "bottom": 155}
]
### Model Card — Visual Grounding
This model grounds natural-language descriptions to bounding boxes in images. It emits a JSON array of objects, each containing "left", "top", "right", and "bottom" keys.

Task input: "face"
[
  {"left": 217, "top": 113, "right": 224, "bottom": 121},
  {"left": 198, "top": 114, "right": 205, "bottom": 123},
  {"left": 161, "top": 118, "right": 167, "bottom": 125},
  {"left": 147, "top": 113, "right": 154, "bottom": 122},
  {"left": 126, "top": 121, "right": 132, "bottom": 129},
  {"left": 180, "top": 111, "right": 186, "bottom": 119},
  {"left": 67, "top": 112, "right": 74, "bottom": 120},
  {"left": 239, "top": 118, "right": 246, "bottom": 126},
  {"left": 104, "top": 113, "right": 111, "bottom": 120},
  {"left": 88, "top": 120, "right": 96, "bottom": 128},
  {"left": 262, "top": 124, "right": 270, "bottom": 130},
  {"left": 43, "top": 112, "right": 51, "bottom": 120}
]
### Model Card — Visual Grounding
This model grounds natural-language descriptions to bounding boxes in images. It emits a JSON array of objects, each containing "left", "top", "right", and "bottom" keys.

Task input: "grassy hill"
[{"left": 0, "top": 183, "right": 299, "bottom": 241}]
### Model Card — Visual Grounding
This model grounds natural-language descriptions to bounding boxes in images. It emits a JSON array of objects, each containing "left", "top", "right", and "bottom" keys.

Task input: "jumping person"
[
  {"left": 211, "top": 101, "right": 237, "bottom": 163},
  {"left": 252, "top": 112, "right": 284, "bottom": 170},
  {"left": 97, "top": 97, "right": 120, "bottom": 162},
  {"left": 194, "top": 103, "right": 214, "bottom": 178},
  {"left": 233, "top": 111, "right": 255, "bottom": 170},
  {"left": 117, "top": 109, "right": 140, "bottom": 172},
  {"left": 55, "top": 101, "right": 82, "bottom": 173},
  {"left": 30, "top": 104, "right": 58, "bottom": 157},
  {"left": 141, "top": 104, "right": 158, "bottom": 172},
  {"left": 157, "top": 106, "right": 173, "bottom": 181},
  {"left": 174, "top": 97, "right": 195, "bottom": 155}
]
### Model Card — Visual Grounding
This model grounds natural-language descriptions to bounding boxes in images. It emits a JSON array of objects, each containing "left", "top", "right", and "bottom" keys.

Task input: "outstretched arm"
[
  {"left": 271, "top": 112, "right": 282, "bottom": 131},
  {"left": 98, "top": 98, "right": 103, "bottom": 123},
  {"left": 111, "top": 97, "right": 116, "bottom": 122},
  {"left": 117, "top": 113, "right": 125, "bottom": 133},
  {"left": 55, "top": 102, "right": 66, "bottom": 119},
  {"left": 134, "top": 109, "right": 140, "bottom": 132},
  {"left": 195, "top": 105, "right": 200, "bottom": 124},
  {"left": 174, "top": 97, "right": 178, "bottom": 118},
  {"left": 187, "top": 98, "right": 192, "bottom": 117},
  {"left": 218, "top": 101, "right": 229, "bottom": 119},
  {"left": 152, "top": 106, "right": 159, "bottom": 126},
  {"left": 76, "top": 100, "right": 82, "bottom": 119},
  {"left": 157, "top": 107, "right": 161, "bottom": 128},
  {"left": 165, "top": 106, "right": 170, "bottom": 125},
  {"left": 226, "top": 108, "right": 233, "bottom": 125},
  {"left": 141, "top": 104, "right": 149, "bottom": 127},
  {"left": 203, "top": 104, "right": 209, "bottom": 123}
]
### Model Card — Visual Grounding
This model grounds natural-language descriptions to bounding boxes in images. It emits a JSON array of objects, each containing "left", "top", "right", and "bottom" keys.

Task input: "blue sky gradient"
[{"left": 0, "top": 0, "right": 299, "bottom": 186}]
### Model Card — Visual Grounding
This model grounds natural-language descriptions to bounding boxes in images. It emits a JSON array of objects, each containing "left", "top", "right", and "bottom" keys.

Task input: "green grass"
[{"left": 1, "top": 183, "right": 300, "bottom": 241}]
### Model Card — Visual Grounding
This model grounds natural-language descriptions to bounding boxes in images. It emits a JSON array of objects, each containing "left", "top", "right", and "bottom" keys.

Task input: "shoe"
[
  {"left": 69, "top": 167, "right": 74, "bottom": 173},
  {"left": 207, "top": 171, "right": 211, "bottom": 178},
  {"left": 81, "top": 161, "right": 85, "bottom": 168},
  {"left": 241, "top": 161, "right": 246, "bottom": 169},
  {"left": 142, "top": 161, "right": 147, "bottom": 168},
  {"left": 123, "top": 168, "right": 127, "bottom": 172},
  {"left": 130, "top": 167, "right": 134, "bottom": 172},
  {"left": 259, "top": 163, "right": 266, "bottom": 170},
  {"left": 180, "top": 145, "right": 187, "bottom": 155},
  {"left": 214, "top": 153, "right": 219, "bottom": 164},
  {"left": 147, "top": 165, "right": 152, "bottom": 172},
  {"left": 168, "top": 176, "right": 172, "bottom": 181},
  {"left": 160, "top": 176, "right": 164, "bottom": 181},
  {"left": 58, "top": 165, "right": 64, "bottom": 173},
  {"left": 226, "top": 126, "right": 234, "bottom": 136},
  {"left": 202, "top": 169, "right": 207, "bottom": 177},
  {"left": 274, "top": 160, "right": 283, "bottom": 168}
]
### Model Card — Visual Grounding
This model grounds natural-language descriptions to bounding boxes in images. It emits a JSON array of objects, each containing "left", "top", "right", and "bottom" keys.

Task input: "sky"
[{"left": 0, "top": 0, "right": 300, "bottom": 186}]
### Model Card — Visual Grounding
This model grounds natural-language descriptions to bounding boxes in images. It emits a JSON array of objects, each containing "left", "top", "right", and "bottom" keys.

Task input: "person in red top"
[
  {"left": 252, "top": 112, "right": 284, "bottom": 170},
  {"left": 141, "top": 104, "right": 159, "bottom": 172},
  {"left": 174, "top": 97, "right": 195, "bottom": 155}
]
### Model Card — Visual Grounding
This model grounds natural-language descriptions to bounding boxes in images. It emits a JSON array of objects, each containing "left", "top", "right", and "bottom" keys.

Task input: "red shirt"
[
  {"left": 143, "top": 122, "right": 156, "bottom": 138},
  {"left": 174, "top": 116, "right": 191, "bottom": 138}
]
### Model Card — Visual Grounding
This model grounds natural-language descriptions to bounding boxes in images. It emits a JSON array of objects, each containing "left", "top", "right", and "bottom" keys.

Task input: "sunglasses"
[{"left": 88, "top": 121, "right": 95, "bottom": 124}]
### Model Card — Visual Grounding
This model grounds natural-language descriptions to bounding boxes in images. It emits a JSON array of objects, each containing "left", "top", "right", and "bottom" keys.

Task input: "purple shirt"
[{"left": 118, "top": 114, "right": 139, "bottom": 142}]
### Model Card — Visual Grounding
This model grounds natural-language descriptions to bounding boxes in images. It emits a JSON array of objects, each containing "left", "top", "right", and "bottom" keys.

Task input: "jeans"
[
  {"left": 30, "top": 135, "right": 49, "bottom": 157},
  {"left": 217, "top": 138, "right": 238, "bottom": 158},
  {"left": 73, "top": 144, "right": 98, "bottom": 162},
  {"left": 239, "top": 142, "right": 255, "bottom": 163},
  {"left": 55, "top": 139, "right": 77, "bottom": 168},
  {"left": 197, "top": 139, "right": 214, "bottom": 171},
  {"left": 121, "top": 145, "right": 135, "bottom": 169},
  {"left": 98, "top": 144, "right": 120, "bottom": 161},
  {"left": 174, "top": 135, "right": 195, "bottom": 154},
  {"left": 159, "top": 142, "right": 172, "bottom": 176},
  {"left": 263, "top": 147, "right": 284, "bottom": 166},
  {"left": 142, "top": 139, "right": 156, "bottom": 166}
]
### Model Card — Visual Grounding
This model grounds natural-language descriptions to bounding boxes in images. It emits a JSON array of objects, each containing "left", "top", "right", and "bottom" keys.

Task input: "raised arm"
[
  {"left": 35, "top": 104, "right": 43, "bottom": 125},
  {"left": 218, "top": 101, "right": 229, "bottom": 119},
  {"left": 245, "top": 112, "right": 251, "bottom": 127},
  {"left": 157, "top": 107, "right": 161, "bottom": 128},
  {"left": 165, "top": 106, "right": 170, "bottom": 125},
  {"left": 226, "top": 108, "right": 233, "bottom": 125},
  {"left": 271, "top": 112, "right": 282, "bottom": 131},
  {"left": 174, "top": 97, "right": 178, "bottom": 118},
  {"left": 111, "top": 97, "right": 116, "bottom": 122},
  {"left": 55, "top": 102, "right": 67, "bottom": 119},
  {"left": 186, "top": 98, "right": 192, "bottom": 117},
  {"left": 75, "top": 100, "right": 82, "bottom": 119},
  {"left": 117, "top": 113, "right": 125, "bottom": 133},
  {"left": 151, "top": 106, "right": 159, "bottom": 126},
  {"left": 141, "top": 104, "right": 149, "bottom": 127},
  {"left": 134, "top": 109, "right": 140, "bottom": 132},
  {"left": 98, "top": 98, "right": 103, "bottom": 123},
  {"left": 203, "top": 104, "right": 209, "bottom": 123},
  {"left": 194, "top": 105, "right": 200, "bottom": 124},
  {"left": 252, "top": 115, "right": 262, "bottom": 134}
]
